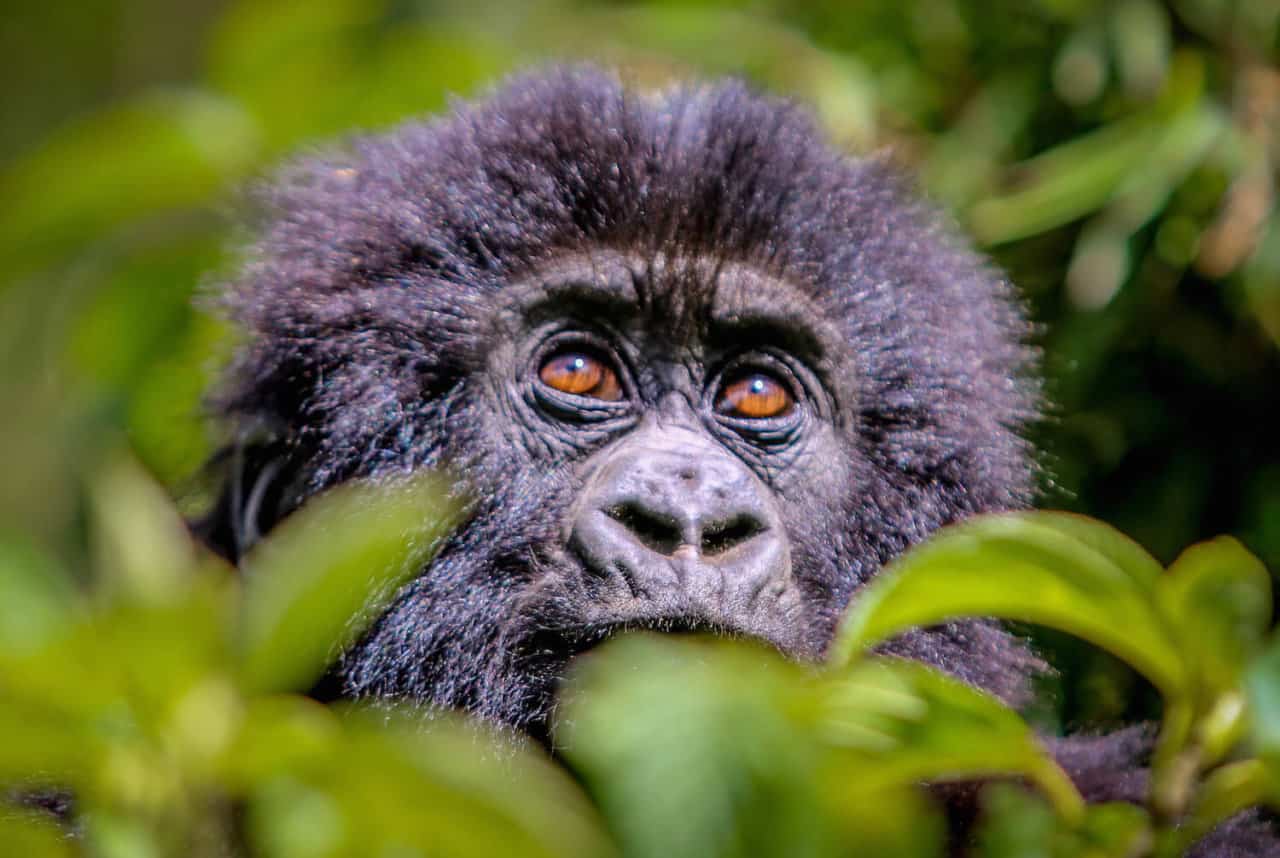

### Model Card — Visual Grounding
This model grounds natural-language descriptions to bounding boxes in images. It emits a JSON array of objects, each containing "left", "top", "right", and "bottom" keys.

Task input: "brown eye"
[
  {"left": 716, "top": 373, "right": 794, "bottom": 419},
  {"left": 538, "top": 352, "right": 623, "bottom": 401}
]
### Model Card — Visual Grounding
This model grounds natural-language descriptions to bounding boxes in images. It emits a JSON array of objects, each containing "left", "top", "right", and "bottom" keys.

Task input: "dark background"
[{"left": 2, "top": 0, "right": 1277, "bottom": 729}]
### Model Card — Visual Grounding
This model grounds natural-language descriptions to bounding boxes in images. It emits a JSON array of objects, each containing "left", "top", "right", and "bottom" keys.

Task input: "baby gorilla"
[{"left": 203, "top": 67, "right": 1275, "bottom": 854}]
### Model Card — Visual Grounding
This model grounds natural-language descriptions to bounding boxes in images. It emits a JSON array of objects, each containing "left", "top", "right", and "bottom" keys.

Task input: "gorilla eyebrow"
[
  {"left": 706, "top": 266, "right": 829, "bottom": 361},
  {"left": 505, "top": 253, "right": 641, "bottom": 323}
]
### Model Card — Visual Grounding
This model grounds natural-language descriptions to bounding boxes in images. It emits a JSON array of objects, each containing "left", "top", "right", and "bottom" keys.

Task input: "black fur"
[{"left": 202, "top": 67, "right": 1276, "bottom": 856}]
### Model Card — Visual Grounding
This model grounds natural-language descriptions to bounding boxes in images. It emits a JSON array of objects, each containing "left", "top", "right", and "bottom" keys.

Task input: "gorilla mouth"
[
  {"left": 566, "top": 616, "right": 752, "bottom": 655},
  {"left": 528, "top": 613, "right": 777, "bottom": 670}
]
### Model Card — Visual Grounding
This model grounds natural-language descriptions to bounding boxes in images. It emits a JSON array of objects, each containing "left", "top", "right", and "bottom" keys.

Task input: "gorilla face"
[
  {"left": 486, "top": 253, "right": 852, "bottom": 661},
  {"left": 204, "top": 67, "right": 1040, "bottom": 739}
]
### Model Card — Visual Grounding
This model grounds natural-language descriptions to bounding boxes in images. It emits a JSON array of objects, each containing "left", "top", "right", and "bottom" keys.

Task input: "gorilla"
[{"left": 200, "top": 67, "right": 1276, "bottom": 854}]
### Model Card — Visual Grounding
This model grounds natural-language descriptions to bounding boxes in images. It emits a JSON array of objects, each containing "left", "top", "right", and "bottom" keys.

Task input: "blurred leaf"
[
  {"left": 0, "top": 91, "right": 257, "bottom": 278},
  {"left": 1052, "top": 23, "right": 1107, "bottom": 106},
  {"left": 976, "top": 785, "right": 1056, "bottom": 858},
  {"left": 925, "top": 73, "right": 1038, "bottom": 209},
  {"left": 237, "top": 473, "right": 459, "bottom": 694},
  {"left": 1242, "top": 214, "right": 1280, "bottom": 345},
  {"left": 820, "top": 659, "right": 1083, "bottom": 821},
  {"left": 976, "top": 786, "right": 1150, "bottom": 858},
  {"left": 88, "top": 455, "right": 200, "bottom": 604},
  {"left": 0, "top": 536, "right": 79, "bottom": 655},
  {"left": 1159, "top": 536, "right": 1272, "bottom": 702},
  {"left": 245, "top": 706, "right": 616, "bottom": 858},
  {"left": 970, "top": 114, "right": 1160, "bottom": 244},
  {"left": 1072, "top": 802, "right": 1151, "bottom": 858},
  {"left": 832, "top": 512, "right": 1187, "bottom": 698},
  {"left": 969, "top": 52, "right": 1208, "bottom": 245},
  {"left": 1176, "top": 759, "right": 1271, "bottom": 854},
  {"left": 88, "top": 582, "right": 235, "bottom": 727},
  {"left": 1065, "top": 102, "right": 1223, "bottom": 310},
  {"left": 1110, "top": 0, "right": 1171, "bottom": 99},
  {"left": 560, "top": 634, "right": 879, "bottom": 858},
  {"left": 126, "top": 313, "right": 232, "bottom": 488},
  {"left": 0, "top": 812, "right": 73, "bottom": 858},
  {"left": 1245, "top": 635, "right": 1280, "bottom": 764},
  {"left": 0, "top": 700, "right": 98, "bottom": 784}
]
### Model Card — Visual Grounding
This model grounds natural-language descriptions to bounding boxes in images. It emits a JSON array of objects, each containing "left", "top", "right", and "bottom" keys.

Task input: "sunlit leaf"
[
  {"left": 220, "top": 696, "right": 343, "bottom": 789},
  {"left": 0, "top": 700, "right": 97, "bottom": 785},
  {"left": 976, "top": 785, "right": 1055, "bottom": 858},
  {"left": 969, "top": 53, "right": 1207, "bottom": 245},
  {"left": 560, "top": 634, "right": 864, "bottom": 858},
  {"left": 245, "top": 706, "right": 616, "bottom": 858},
  {"left": 1245, "top": 636, "right": 1280, "bottom": 763},
  {"left": 0, "top": 813, "right": 73, "bottom": 858},
  {"left": 0, "top": 536, "right": 79, "bottom": 655},
  {"left": 832, "top": 512, "right": 1187, "bottom": 698},
  {"left": 819, "top": 660, "right": 1083, "bottom": 821},
  {"left": 1176, "top": 760, "right": 1271, "bottom": 854},
  {"left": 1159, "top": 536, "right": 1271, "bottom": 701},
  {"left": 88, "top": 455, "right": 202, "bottom": 605},
  {"left": 976, "top": 787, "right": 1149, "bottom": 858},
  {"left": 237, "top": 473, "right": 459, "bottom": 694}
]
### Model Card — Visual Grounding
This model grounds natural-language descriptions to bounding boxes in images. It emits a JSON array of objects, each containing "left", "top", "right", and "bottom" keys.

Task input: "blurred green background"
[{"left": 1, "top": 0, "right": 1277, "bottom": 728}]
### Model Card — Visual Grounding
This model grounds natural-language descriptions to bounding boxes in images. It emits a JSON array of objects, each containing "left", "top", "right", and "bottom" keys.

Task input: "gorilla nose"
[
  {"left": 604, "top": 498, "right": 767, "bottom": 559},
  {"left": 568, "top": 426, "right": 793, "bottom": 615}
]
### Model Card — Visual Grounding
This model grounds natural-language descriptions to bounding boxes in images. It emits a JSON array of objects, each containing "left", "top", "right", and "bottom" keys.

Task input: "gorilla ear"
[{"left": 193, "top": 438, "right": 297, "bottom": 563}]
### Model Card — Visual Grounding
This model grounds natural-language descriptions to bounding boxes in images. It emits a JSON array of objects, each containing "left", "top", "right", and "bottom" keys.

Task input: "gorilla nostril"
[
  {"left": 606, "top": 503, "right": 683, "bottom": 556},
  {"left": 700, "top": 515, "right": 764, "bottom": 557}
]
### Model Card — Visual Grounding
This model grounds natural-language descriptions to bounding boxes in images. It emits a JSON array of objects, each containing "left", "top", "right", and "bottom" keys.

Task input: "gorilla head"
[{"left": 204, "top": 66, "right": 1040, "bottom": 740}]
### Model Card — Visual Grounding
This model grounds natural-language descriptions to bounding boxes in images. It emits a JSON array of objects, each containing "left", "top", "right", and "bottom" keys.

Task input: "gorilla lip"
[{"left": 549, "top": 614, "right": 762, "bottom": 661}]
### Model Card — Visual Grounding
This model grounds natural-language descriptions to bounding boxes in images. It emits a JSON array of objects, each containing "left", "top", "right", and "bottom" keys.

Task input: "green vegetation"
[{"left": 3, "top": 466, "right": 1279, "bottom": 856}]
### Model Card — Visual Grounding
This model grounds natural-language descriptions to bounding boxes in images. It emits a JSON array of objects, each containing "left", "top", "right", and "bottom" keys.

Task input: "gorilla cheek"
[{"left": 562, "top": 421, "right": 806, "bottom": 652}]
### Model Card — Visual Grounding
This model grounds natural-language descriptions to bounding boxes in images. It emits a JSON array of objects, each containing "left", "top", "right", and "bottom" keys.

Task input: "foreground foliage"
[{"left": 1, "top": 462, "right": 1277, "bottom": 857}]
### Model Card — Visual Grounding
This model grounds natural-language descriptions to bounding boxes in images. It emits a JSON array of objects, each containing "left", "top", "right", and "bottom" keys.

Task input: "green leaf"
[
  {"left": 819, "top": 659, "right": 1083, "bottom": 822},
  {"left": 832, "top": 512, "right": 1187, "bottom": 698},
  {"left": 237, "top": 473, "right": 460, "bottom": 694},
  {"left": 0, "top": 91, "right": 257, "bottom": 278},
  {"left": 1071, "top": 802, "right": 1151, "bottom": 858},
  {"left": 1245, "top": 635, "right": 1280, "bottom": 762},
  {"left": 968, "top": 53, "right": 1207, "bottom": 245},
  {"left": 0, "top": 536, "right": 79, "bottom": 655},
  {"left": 243, "top": 705, "right": 616, "bottom": 858},
  {"left": 1175, "top": 759, "right": 1271, "bottom": 854},
  {"left": 976, "top": 785, "right": 1056, "bottom": 858},
  {"left": 219, "top": 696, "right": 343, "bottom": 789},
  {"left": 0, "top": 813, "right": 74, "bottom": 858},
  {"left": 976, "top": 788, "right": 1150, "bottom": 858},
  {"left": 88, "top": 455, "right": 202, "bottom": 605},
  {"left": 559, "top": 634, "right": 880, "bottom": 858},
  {"left": 1158, "top": 536, "right": 1272, "bottom": 700},
  {"left": 0, "top": 700, "right": 98, "bottom": 785}
]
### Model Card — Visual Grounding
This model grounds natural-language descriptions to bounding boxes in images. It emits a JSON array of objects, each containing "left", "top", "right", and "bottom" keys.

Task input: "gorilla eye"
[
  {"left": 715, "top": 372, "right": 794, "bottom": 419},
  {"left": 538, "top": 351, "right": 623, "bottom": 401}
]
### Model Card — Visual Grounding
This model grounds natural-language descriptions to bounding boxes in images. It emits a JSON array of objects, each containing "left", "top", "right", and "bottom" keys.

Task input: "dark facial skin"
[{"left": 486, "top": 253, "right": 854, "bottom": 661}]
